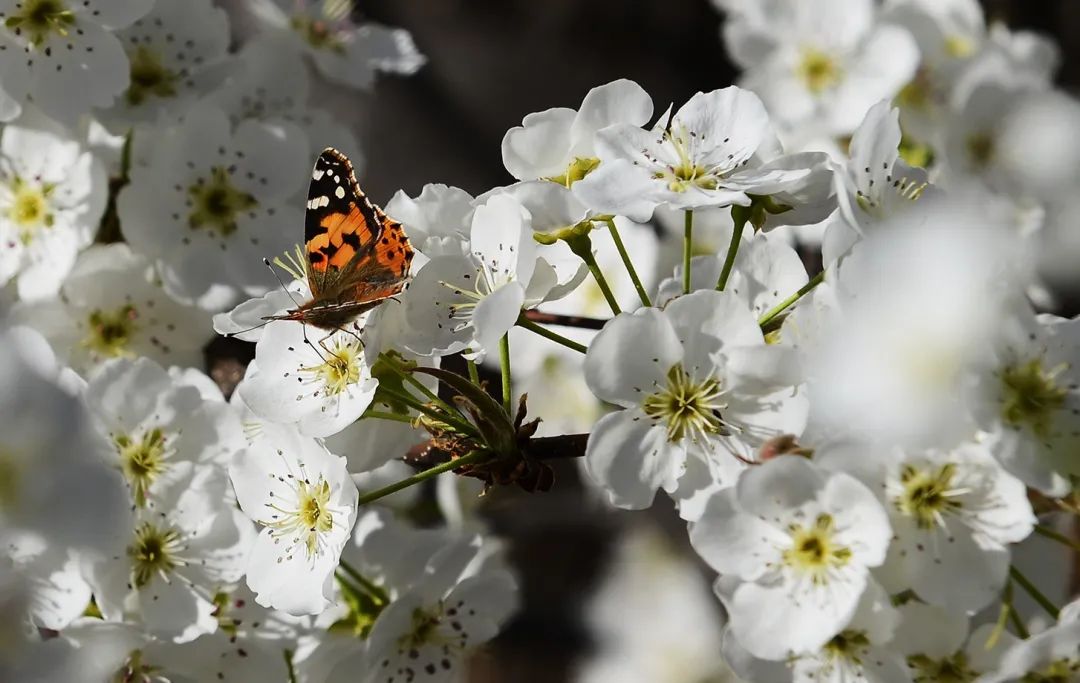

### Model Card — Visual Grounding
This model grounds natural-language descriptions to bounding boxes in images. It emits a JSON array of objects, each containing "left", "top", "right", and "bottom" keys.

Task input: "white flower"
[
  {"left": 327, "top": 509, "right": 518, "bottom": 683},
  {"left": 238, "top": 317, "right": 379, "bottom": 439},
  {"left": 83, "top": 473, "right": 254, "bottom": 642},
  {"left": 583, "top": 290, "right": 808, "bottom": 519},
  {"left": 0, "top": 113, "right": 107, "bottom": 300},
  {"left": 246, "top": 0, "right": 424, "bottom": 90},
  {"left": 118, "top": 102, "right": 307, "bottom": 310},
  {"left": 980, "top": 597, "right": 1080, "bottom": 682},
  {"left": 824, "top": 100, "right": 935, "bottom": 265},
  {"left": 229, "top": 427, "right": 358, "bottom": 615},
  {"left": 0, "top": 0, "right": 154, "bottom": 124},
  {"left": 689, "top": 456, "right": 891, "bottom": 660},
  {"left": 889, "top": 602, "right": 1014, "bottom": 681},
  {"left": 84, "top": 356, "right": 246, "bottom": 508},
  {"left": 0, "top": 325, "right": 129, "bottom": 555},
  {"left": 721, "top": 580, "right": 906, "bottom": 683},
  {"left": 806, "top": 196, "right": 1020, "bottom": 448},
  {"left": 12, "top": 243, "right": 210, "bottom": 375},
  {"left": 973, "top": 310, "right": 1080, "bottom": 496},
  {"left": 501, "top": 78, "right": 653, "bottom": 183},
  {"left": 573, "top": 87, "right": 814, "bottom": 222},
  {"left": 6, "top": 530, "right": 91, "bottom": 630},
  {"left": 722, "top": 0, "right": 919, "bottom": 136},
  {"left": 405, "top": 192, "right": 548, "bottom": 361},
  {"left": 818, "top": 440, "right": 1035, "bottom": 612},
  {"left": 210, "top": 33, "right": 360, "bottom": 163},
  {"left": 100, "top": 0, "right": 231, "bottom": 127}
]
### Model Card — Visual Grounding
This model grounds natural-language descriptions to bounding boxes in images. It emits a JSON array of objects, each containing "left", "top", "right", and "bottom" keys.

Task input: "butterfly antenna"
[
  {"left": 263, "top": 257, "right": 304, "bottom": 309},
  {"left": 223, "top": 318, "right": 274, "bottom": 339}
]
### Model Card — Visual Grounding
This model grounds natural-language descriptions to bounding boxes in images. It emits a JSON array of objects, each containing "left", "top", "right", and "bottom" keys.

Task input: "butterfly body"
[{"left": 265, "top": 147, "right": 414, "bottom": 331}]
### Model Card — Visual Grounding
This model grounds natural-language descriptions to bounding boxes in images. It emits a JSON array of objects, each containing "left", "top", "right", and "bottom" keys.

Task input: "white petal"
[
  {"left": 584, "top": 307, "right": 682, "bottom": 407},
  {"left": 584, "top": 410, "right": 679, "bottom": 510}
]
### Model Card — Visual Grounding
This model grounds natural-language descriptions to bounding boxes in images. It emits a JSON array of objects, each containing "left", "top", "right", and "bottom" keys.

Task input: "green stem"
[
  {"left": 284, "top": 649, "right": 297, "bottom": 683},
  {"left": 567, "top": 235, "right": 621, "bottom": 315},
  {"left": 499, "top": 334, "right": 512, "bottom": 415},
  {"left": 516, "top": 315, "right": 587, "bottom": 354},
  {"left": 683, "top": 210, "right": 693, "bottom": 294},
  {"left": 1033, "top": 524, "right": 1080, "bottom": 553},
  {"left": 363, "top": 410, "right": 416, "bottom": 425},
  {"left": 338, "top": 559, "right": 389, "bottom": 604},
  {"left": 757, "top": 270, "right": 826, "bottom": 329},
  {"left": 466, "top": 357, "right": 481, "bottom": 384},
  {"left": 1009, "top": 603, "right": 1030, "bottom": 639},
  {"left": 716, "top": 205, "right": 748, "bottom": 291},
  {"left": 1009, "top": 565, "right": 1060, "bottom": 619},
  {"left": 375, "top": 385, "right": 479, "bottom": 438},
  {"left": 378, "top": 353, "right": 458, "bottom": 416},
  {"left": 603, "top": 218, "right": 651, "bottom": 308},
  {"left": 356, "top": 450, "right": 489, "bottom": 506}
]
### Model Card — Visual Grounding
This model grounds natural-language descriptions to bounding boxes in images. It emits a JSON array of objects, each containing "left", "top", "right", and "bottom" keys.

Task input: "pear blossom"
[
  {"left": 719, "top": 0, "right": 919, "bottom": 136},
  {"left": 246, "top": 0, "right": 424, "bottom": 91},
  {"left": 689, "top": 456, "right": 892, "bottom": 660},
  {"left": 501, "top": 78, "right": 653, "bottom": 184},
  {"left": 229, "top": 427, "right": 359, "bottom": 616},
  {"left": 889, "top": 602, "right": 1014, "bottom": 681},
  {"left": 980, "top": 597, "right": 1080, "bottom": 683},
  {"left": 973, "top": 310, "right": 1080, "bottom": 496},
  {"left": 573, "top": 87, "right": 818, "bottom": 222},
  {"left": 100, "top": 0, "right": 231, "bottom": 127},
  {"left": 817, "top": 440, "right": 1035, "bottom": 612},
  {"left": 405, "top": 192, "right": 557, "bottom": 361},
  {"left": 13, "top": 243, "right": 211, "bottom": 375},
  {"left": 238, "top": 316, "right": 379, "bottom": 439},
  {"left": 82, "top": 472, "right": 254, "bottom": 642},
  {"left": 0, "top": 113, "right": 107, "bottom": 301},
  {"left": 583, "top": 289, "right": 808, "bottom": 519},
  {"left": 118, "top": 102, "right": 307, "bottom": 310},
  {"left": 721, "top": 581, "right": 907, "bottom": 683},
  {"left": 6, "top": 530, "right": 91, "bottom": 630},
  {"left": 0, "top": 0, "right": 154, "bottom": 123},
  {"left": 84, "top": 356, "right": 246, "bottom": 507}
]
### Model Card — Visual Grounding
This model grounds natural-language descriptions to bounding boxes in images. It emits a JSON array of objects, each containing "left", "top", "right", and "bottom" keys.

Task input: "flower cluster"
[{"left": 4, "top": 0, "right": 1080, "bottom": 682}]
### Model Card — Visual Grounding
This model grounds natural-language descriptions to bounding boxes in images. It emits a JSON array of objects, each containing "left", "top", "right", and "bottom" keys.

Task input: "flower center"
[
  {"left": 966, "top": 132, "right": 995, "bottom": 169},
  {"left": 128, "top": 521, "right": 184, "bottom": 588},
  {"left": 83, "top": 304, "right": 139, "bottom": 359},
  {"left": 545, "top": 157, "right": 600, "bottom": 188},
  {"left": 126, "top": 45, "right": 178, "bottom": 106},
  {"left": 797, "top": 48, "right": 842, "bottom": 94},
  {"left": 641, "top": 363, "right": 726, "bottom": 443},
  {"left": 290, "top": 0, "right": 353, "bottom": 54},
  {"left": 7, "top": 178, "right": 55, "bottom": 243},
  {"left": 1021, "top": 658, "right": 1080, "bottom": 683},
  {"left": 113, "top": 649, "right": 163, "bottom": 682},
  {"left": 945, "top": 35, "right": 976, "bottom": 59},
  {"left": 907, "top": 653, "right": 978, "bottom": 683},
  {"left": 651, "top": 124, "right": 721, "bottom": 193},
  {"left": 894, "top": 463, "right": 964, "bottom": 530},
  {"left": 1000, "top": 357, "right": 1068, "bottom": 438},
  {"left": 266, "top": 475, "right": 335, "bottom": 559},
  {"left": 187, "top": 166, "right": 256, "bottom": 238},
  {"left": 3, "top": 0, "right": 74, "bottom": 48},
  {"left": 897, "top": 68, "right": 934, "bottom": 112},
  {"left": 115, "top": 427, "right": 171, "bottom": 508},
  {"left": 782, "top": 513, "right": 852, "bottom": 584},
  {"left": 301, "top": 341, "right": 363, "bottom": 396},
  {"left": 822, "top": 629, "right": 870, "bottom": 663}
]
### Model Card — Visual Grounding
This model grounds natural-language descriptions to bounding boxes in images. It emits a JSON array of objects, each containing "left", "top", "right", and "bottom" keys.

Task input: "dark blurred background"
[{"left": 219, "top": 2, "right": 1080, "bottom": 680}]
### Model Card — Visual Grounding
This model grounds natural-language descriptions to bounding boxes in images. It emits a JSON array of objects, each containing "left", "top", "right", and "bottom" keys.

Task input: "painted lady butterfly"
[{"left": 265, "top": 147, "right": 414, "bottom": 330}]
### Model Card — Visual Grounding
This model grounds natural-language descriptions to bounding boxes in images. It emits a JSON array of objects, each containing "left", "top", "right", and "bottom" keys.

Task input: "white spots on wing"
[
  {"left": 306, "top": 196, "right": 331, "bottom": 209},
  {"left": 335, "top": 185, "right": 346, "bottom": 199},
  {"left": 312, "top": 168, "right": 325, "bottom": 181}
]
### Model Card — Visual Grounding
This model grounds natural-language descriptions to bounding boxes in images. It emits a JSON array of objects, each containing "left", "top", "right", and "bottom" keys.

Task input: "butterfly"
[{"left": 265, "top": 147, "right": 414, "bottom": 331}]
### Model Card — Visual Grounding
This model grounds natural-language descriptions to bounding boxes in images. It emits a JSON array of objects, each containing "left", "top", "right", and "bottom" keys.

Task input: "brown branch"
[{"left": 523, "top": 310, "right": 608, "bottom": 330}]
